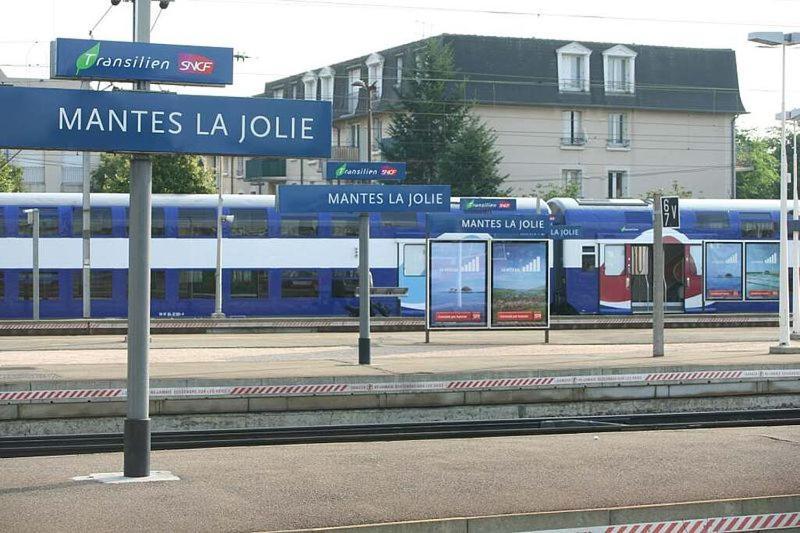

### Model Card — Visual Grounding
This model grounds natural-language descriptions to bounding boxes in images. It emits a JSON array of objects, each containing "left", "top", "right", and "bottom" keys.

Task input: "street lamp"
[{"left": 749, "top": 32, "right": 800, "bottom": 349}]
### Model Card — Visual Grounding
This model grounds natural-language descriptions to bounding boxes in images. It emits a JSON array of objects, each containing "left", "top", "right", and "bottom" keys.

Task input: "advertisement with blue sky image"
[{"left": 428, "top": 241, "right": 487, "bottom": 328}]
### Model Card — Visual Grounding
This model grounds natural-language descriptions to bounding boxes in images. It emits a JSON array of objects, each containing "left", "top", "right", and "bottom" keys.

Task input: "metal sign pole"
[
  {"left": 653, "top": 193, "right": 665, "bottom": 357},
  {"left": 30, "top": 210, "right": 40, "bottom": 321},
  {"left": 213, "top": 170, "right": 225, "bottom": 318},
  {"left": 81, "top": 80, "right": 92, "bottom": 319},
  {"left": 358, "top": 212, "right": 371, "bottom": 364},
  {"left": 124, "top": 0, "right": 152, "bottom": 478}
]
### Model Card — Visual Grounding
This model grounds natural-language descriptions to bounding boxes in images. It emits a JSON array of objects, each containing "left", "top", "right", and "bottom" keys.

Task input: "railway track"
[{"left": 2, "top": 409, "right": 799, "bottom": 458}]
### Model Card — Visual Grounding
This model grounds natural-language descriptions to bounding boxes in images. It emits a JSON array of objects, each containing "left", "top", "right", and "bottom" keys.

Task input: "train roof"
[{"left": 547, "top": 197, "right": 779, "bottom": 213}]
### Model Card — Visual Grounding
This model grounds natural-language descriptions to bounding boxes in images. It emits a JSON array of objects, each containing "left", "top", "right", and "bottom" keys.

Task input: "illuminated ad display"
[
  {"left": 704, "top": 242, "right": 742, "bottom": 300},
  {"left": 745, "top": 242, "right": 779, "bottom": 300},
  {"left": 490, "top": 241, "right": 549, "bottom": 328},
  {"left": 428, "top": 241, "right": 488, "bottom": 328}
]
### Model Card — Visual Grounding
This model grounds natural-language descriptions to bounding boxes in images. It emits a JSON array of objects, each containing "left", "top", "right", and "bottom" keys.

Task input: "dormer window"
[
  {"left": 557, "top": 42, "right": 591, "bottom": 92},
  {"left": 603, "top": 45, "right": 636, "bottom": 94},
  {"left": 272, "top": 88, "right": 284, "bottom": 99},
  {"left": 319, "top": 66, "right": 335, "bottom": 102},
  {"left": 347, "top": 67, "right": 361, "bottom": 114},
  {"left": 302, "top": 71, "right": 317, "bottom": 100},
  {"left": 366, "top": 53, "right": 384, "bottom": 99}
]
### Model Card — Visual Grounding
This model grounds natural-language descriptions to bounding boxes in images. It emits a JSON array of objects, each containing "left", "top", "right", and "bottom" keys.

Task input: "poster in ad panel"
[
  {"left": 429, "top": 241, "right": 488, "bottom": 328},
  {"left": 745, "top": 242, "right": 779, "bottom": 299},
  {"left": 491, "top": 241, "right": 549, "bottom": 328},
  {"left": 705, "top": 242, "right": 742, "bottom": 300}
]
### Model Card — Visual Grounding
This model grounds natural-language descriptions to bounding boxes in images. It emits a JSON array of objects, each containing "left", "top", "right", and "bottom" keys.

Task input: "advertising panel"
[
  {"left": 704, "top": 242, "right": 742, "bottom": 300},
  {"left": 745, "top": 242, "right": 779, "bottom": 300},
  {"left": 51, "top": 38, "right": 234, "bottom": 86},
  {"left": 0, "top": 86, "right": 331, "bottom": 158},
  {"left": 278, "top": 185, "right": 450, "bottom": 213},
  {"left": 428, "top": 241, "right": 488, "bottom": 328},
  {"left": 490, "top": 241, "right": 549, "bottom": 328},
  {"left": 325, "top": 161, "right": 406, "bottom": 181}
]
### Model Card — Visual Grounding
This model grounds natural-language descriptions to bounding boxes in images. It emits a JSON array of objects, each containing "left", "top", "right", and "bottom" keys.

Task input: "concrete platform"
[{"left": 0, "top": 426, "right": 798, "bottom": 532}]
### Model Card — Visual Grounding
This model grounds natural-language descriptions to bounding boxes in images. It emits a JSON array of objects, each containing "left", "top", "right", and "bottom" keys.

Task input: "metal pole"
[
  {"left": 300, "top": 159, "right": 304, "bottom": 185},
  {"left": 213, "top": 171, "right": 224, "bottom": 318},
  {"left": 81, "top": 79, "right": 92, "bottom": 319},
  {"left": 358, "top": 85, "right": 373, "bottom": 365},
  {"left": 653, "top": 193, "right": 664, "bottom": 357},
  {"left": 792, "top": 119, "right": 799, "bottom": 336},
  {"left": 778, "top": 42, "right": 791, "bottom": 347},
  {"left": 31, "top": 210, "right": 39, "bottom": 321},
  {"left": 124, "top": 0, "right": 152, "bottom": 478}
]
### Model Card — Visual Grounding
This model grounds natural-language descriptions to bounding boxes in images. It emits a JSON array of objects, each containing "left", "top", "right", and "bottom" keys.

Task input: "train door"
[
  {"left": 397, "top": 241, "right": 426, "bottom": 316},
  {"left": 664, "top": 244, "right": 685, "bottom": 312},
  {"left": 684, "top": 244, "right": 703, "bottom": 312},
  {"left": 629, "top": 243, "right": 686, "bottom": 313},
  {"left": 599, "top": 244, "right": 632, "bottom": 314}
]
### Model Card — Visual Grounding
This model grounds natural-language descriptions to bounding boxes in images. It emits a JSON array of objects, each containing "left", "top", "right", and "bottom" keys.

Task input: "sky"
[{"left": 1, "top": 0, "right": 800, "bottom": 130}]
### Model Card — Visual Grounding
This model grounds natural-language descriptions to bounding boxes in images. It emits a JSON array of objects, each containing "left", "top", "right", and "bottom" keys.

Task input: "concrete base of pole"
[
  {"left": 358, "top": 337, "right": 371, "bottom": 365},
  {"left": 211, "top": 313, "right": 226, "bottom": 319},
  {"left": 73, "top": 470, "right": 179, "bottom": 484},
  {"left": 123, "top": 418, "right": 151, "bottom": 478},
  {"left": 769, "top": 344, "right": 800, "bottom": 354}
]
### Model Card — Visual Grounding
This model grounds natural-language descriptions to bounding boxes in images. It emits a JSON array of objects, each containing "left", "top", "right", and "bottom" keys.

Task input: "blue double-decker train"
[{"left": 0, "top": 193, "right": 783, "bottom": 319}]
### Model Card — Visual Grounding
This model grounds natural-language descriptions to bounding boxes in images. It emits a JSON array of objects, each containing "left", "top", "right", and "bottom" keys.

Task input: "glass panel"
[
  {"left": 745, "top": 243, "right": 779, "bottom": 300},
  {"left": 230, "top": 209, "right": 267, "bottom": 237},
  {"left": 72, "top": 270, "right": 113, "bottom": 299},
  {"left": 19, "top": 270, "right": 59, "bottom": 300},
  {"left": 179, "top": 270, "right": 215, "bottom": 298},
  {"left": 404, "top": 244, "right": 426, "bottom": 276},
  {"left": 604, "top": 245, "right": 625, "bottom": 276},
  {"left": 380, "top": 213, "right": 417, "bottom": 229},
  {"left": 151, "top": 270, "right": 166, "bottom": 299},
  {"left": 429, "top": 241, "right": 488, "bottom": 328},
  {"left": 0, "top": 271, "right": 4, "bottom": 299},
  {"left": 581, "top": 245, "right": 596, "bottom": 272},
  {"left": 740, "top": 212, "right": 776, "bottom": 239},
  {"left": 696, "top": 212, "right": 730, "bottom": 231},
  {"left": 705, "top": 242, "right": 742, "bottom": 300},
  {"left": 18, "top": 207, "right": 59, "bottom": 236},
  {"left": 281, "top": 270, "right": 319, "bottom": 298},
  {"left": 178, "top": 209, "right": 217, "bottom": 237},
  {"left": 152, "top": 208, "right": 165, "bottom": 237},
  {"left": 330, "top": 215, "right": 360, "bottom": 237},
  {"left": 280, "top": 217, "right": 318, "bottom": 237},
  {"left": 232, "top": 270, "right": 268, "bottom": 298},
  {"left": 332, "top": 269, "right": 358, "bottom": 297}
]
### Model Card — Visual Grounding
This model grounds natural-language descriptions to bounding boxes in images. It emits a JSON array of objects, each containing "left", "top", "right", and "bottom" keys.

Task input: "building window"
[
  {"left": 349, "top": 124, "right": 360, "bottom": 149},
  {"left": 347, "top": 67, "right": 361, "bottom": 113},
  {"left": 231, "top": 270, "right": 268, "bottom": 299},
  {"left": 72, "top": 270, "right": 113, "bottom": 300},
  {"left": 561, "top": 111, "right": 585, "bottom": 146},
  {"left": 272, "top": 88, "right": 284, "bottom": 99},
  {"left": 19, "top": 151, "right": 45, "bottom": 192},
  {"left": 330, "top": 214, "right": 360, "bottom": 237},
  {"left": 281, "top": 270, "right": 319, "bottom": 298},
  {"left": 581, "top": 245, "right": 597, "bottom": 272},
  {"left": 302, "top": 71, "right": 318, "bottom": 100},
  {"left": 562, "top": 169, "right": 583, "bottom": 196},
  {"left": 179, "top": 270, "right": 215, "bottom": 299},
  {"left": 19, "top": 207, "right": 59, "bottom": 236},
  {"left": 235, "top": 157, "right": 244, "bottom": 177},
  {"left": 607, "top": 113, "right": 630, "bottom": 147},
  {"left": 603, "top": 45, "right": 637, "bottom": 94},
  {"left": 230, "top": 208, "right": 267, "bottom": 237},
  {"left": 19, "top": 270, "right": 60, "bottom": 300},
  {"left": 608, "top": 171, "right": 629, "bottom": 198},
  {"left": 332, "top": 269, "right": 358, "bottom": 298},
  {"left": 280, "top": 216, "right": 318, "bottom": 237},
  {"left": 178, "top": 208, "right": 216, "bottom": 237},
  {"left": 320, "top": 66, "right": 335, "bottom": 102},
  {"left": 557, "top": 43, "right": 591, "bottom": 92},
  {"left": 291, "top": 84, "right": 298, "bottom": 99},
  {"left": 366, "top": 53, "right": 384, "bottom": 98},
  {"left": 395, "top": 55, "right": 403, "bottom": 88},
  {"left": 372, "top": 118, "right": 382, "bottom": 147}
]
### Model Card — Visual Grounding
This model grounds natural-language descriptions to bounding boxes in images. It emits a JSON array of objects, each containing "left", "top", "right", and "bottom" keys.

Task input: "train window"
[
  {"left": 740, "top": 212, "right": 776, "bottom": 239},
  {"left": 280, "top": 217, "right": 318, "bottom": 237},
  {"left": 178, "top": 270, "right": 215, "bottom": 298},
  {"left": 19, "top": 270, "right": 60, "bottom": 300},
  {"left": 151, "top": 270, "right": 166, "bottom": 299},
  {"left": 72, "top": 270, "right": 113, "bottom": 299},
  {"left": 231, "top": 270, "right": 268, "bottom": 298},
  {"left": 0, "top": 212, "right": 5, "bottom": 237},
  {"left": 581, "top": 245, "right": 597, "bottom": 272},
  {"left": 18, "top": 207, "right": 59, "bottom": 236},
  {"left": 404, "top": 244, "right": 426, "bottom": 276},
  {"left": 705, "top": 242, "right": 742, "bottom": 300},
  {"left": 696, "top": 211, "right": 730, "bottom": 231},
  {"left": 0, "top": 271, "right": 4, "bottom": 299},
  {"left": 178, "top": 209, "right": 217, "bottom": 237},
  {"left": 330, "top": 215, "right": 360, "bottom": 237},
  {"left": 332, "top": 269, "right": 358, "bottom": 297},
  {"left": 92, "top": 207, "right": 114, "bottom": 236},
  {"left": 281, "top": 270, "right": 319, "bottom": 298},
  {"left": 380, "top": 213, "right": 418, "bottom": 229},
  {"left": 745, "top": 243, "right": 779, "bottom": 300},
  {"left": 230, "top": 209, "right": 267, "bottom": 237},
  {"left": 152, "top": 208, "right": 165, "bottom": 237},
  {"left": 604, "top": 245, "right": 625, "bottom": 276}
]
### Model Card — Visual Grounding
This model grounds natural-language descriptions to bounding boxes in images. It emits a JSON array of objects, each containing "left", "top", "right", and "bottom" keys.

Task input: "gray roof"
[{"left": 260, "top": 34, "right": 746, "bottom": 118}]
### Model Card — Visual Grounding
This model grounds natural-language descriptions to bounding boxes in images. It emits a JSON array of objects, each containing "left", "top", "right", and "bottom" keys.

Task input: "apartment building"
[
  {"left": 0, "top": 68, "right": 101, "bottom": 192},
  {"left": 259, "top": 34, "right": 745, "bottom": 198}
]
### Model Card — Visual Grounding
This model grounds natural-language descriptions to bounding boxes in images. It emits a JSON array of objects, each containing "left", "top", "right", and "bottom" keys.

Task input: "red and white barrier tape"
[
  {"left": 1, "top": 368, "right": 798, "bottom": 403},
  {"left": 543, "top": 510, "right": 800, "bottom": 532}
]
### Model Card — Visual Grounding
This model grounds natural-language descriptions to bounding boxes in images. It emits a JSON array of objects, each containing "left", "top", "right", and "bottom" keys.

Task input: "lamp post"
[
  {"left": 785, "top": 108, "right": 800, "bottom": 337},
  {"left": 749, "top": 32, "right": 800, "bottom": 350},
  {"left": 351, "top": 79, "right": 377, "bottom": 365},
  {"left": 212, "top": 170, "right": 234, "bottom": 319}
]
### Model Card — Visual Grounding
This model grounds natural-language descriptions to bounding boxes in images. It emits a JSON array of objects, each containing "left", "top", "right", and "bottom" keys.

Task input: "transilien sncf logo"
[{"left": 75, "top": 43, "right": 101, "bottom": 75}]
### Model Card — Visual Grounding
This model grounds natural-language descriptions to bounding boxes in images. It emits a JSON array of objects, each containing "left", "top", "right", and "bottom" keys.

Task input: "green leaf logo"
[
  {"left": 76, "top": 43, "right": 101, "bottom": 75},
  {"left": 335, "top": 163, "right": 347, "bottom": 178},
  {"left": 466, "top": 199, "right": 475, "bottom": 209}
]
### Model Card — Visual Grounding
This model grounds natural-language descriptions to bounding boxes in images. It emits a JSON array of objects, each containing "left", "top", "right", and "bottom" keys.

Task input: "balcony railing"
[
  {"left": 331, "top": 146, "right": 360, "bottom": 161},
  {"left": 607, "top": 138, "right": 631, "bottom": 148},
  {"left": 561, "top": 136, "right": 586, "bottom": 147}
]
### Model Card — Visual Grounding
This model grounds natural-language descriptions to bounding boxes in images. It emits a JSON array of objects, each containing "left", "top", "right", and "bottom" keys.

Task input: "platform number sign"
[{"left": 661, "top": 196, "right": 680, "bottom": 228}]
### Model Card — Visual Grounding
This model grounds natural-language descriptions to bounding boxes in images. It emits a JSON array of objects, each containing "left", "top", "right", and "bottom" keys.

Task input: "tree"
[
  {"left": 381, "top": 38, "right": 507, "bottom": 194},
  {"left": 91, "top": 153, "right": 215, "bottom": 194},
  {"left": 531, "top": 180, "right": 582, "bottom": 201},
  {"left": 642, "top": 180, "right": 693, "bottom": 200},
  {"left": 0, "top": 155, "right": 23, "bottom": 192},
  {"left": 736, "top": 129, "right": 780, "bottom": 199}
]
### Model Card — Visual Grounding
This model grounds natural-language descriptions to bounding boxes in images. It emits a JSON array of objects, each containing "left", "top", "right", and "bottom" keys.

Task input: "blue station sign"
[
  {"left": 325, "top": 161, "right": 406, "bottom": 181},
  {"left": 460, "top": 198, "right": 516, "bottom": 211},
  {"left": 51, "top": 38, "right": 234, "bottom": 86},
  {"left": 0, "top": 86, "right": 331, "bottom": 158},
  {"left": 428, "top": 213, "right": 551, "bottom": 238},
  {"left": 277, "top": 185, "right": 451, "bottom": 213}
]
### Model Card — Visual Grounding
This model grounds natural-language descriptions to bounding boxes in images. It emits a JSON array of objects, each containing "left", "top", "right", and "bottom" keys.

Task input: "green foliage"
[
  {"left": 531, "top": 180, "right": 582, "bottom": 201},
  {"left": 381, "top": 38, "right": 507, "bottom": 194},
  {"left": 92, "top": 153, "right": 215, "bottom": 194},
  {"left": 642, "top": 180, "right": 693, "bottom": 201},
  {"left": 0, "top": 156, "right": 23, "bottom": 192},
  {"left": 736, "top": 129, "right": 781, "bottom": 199}
]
